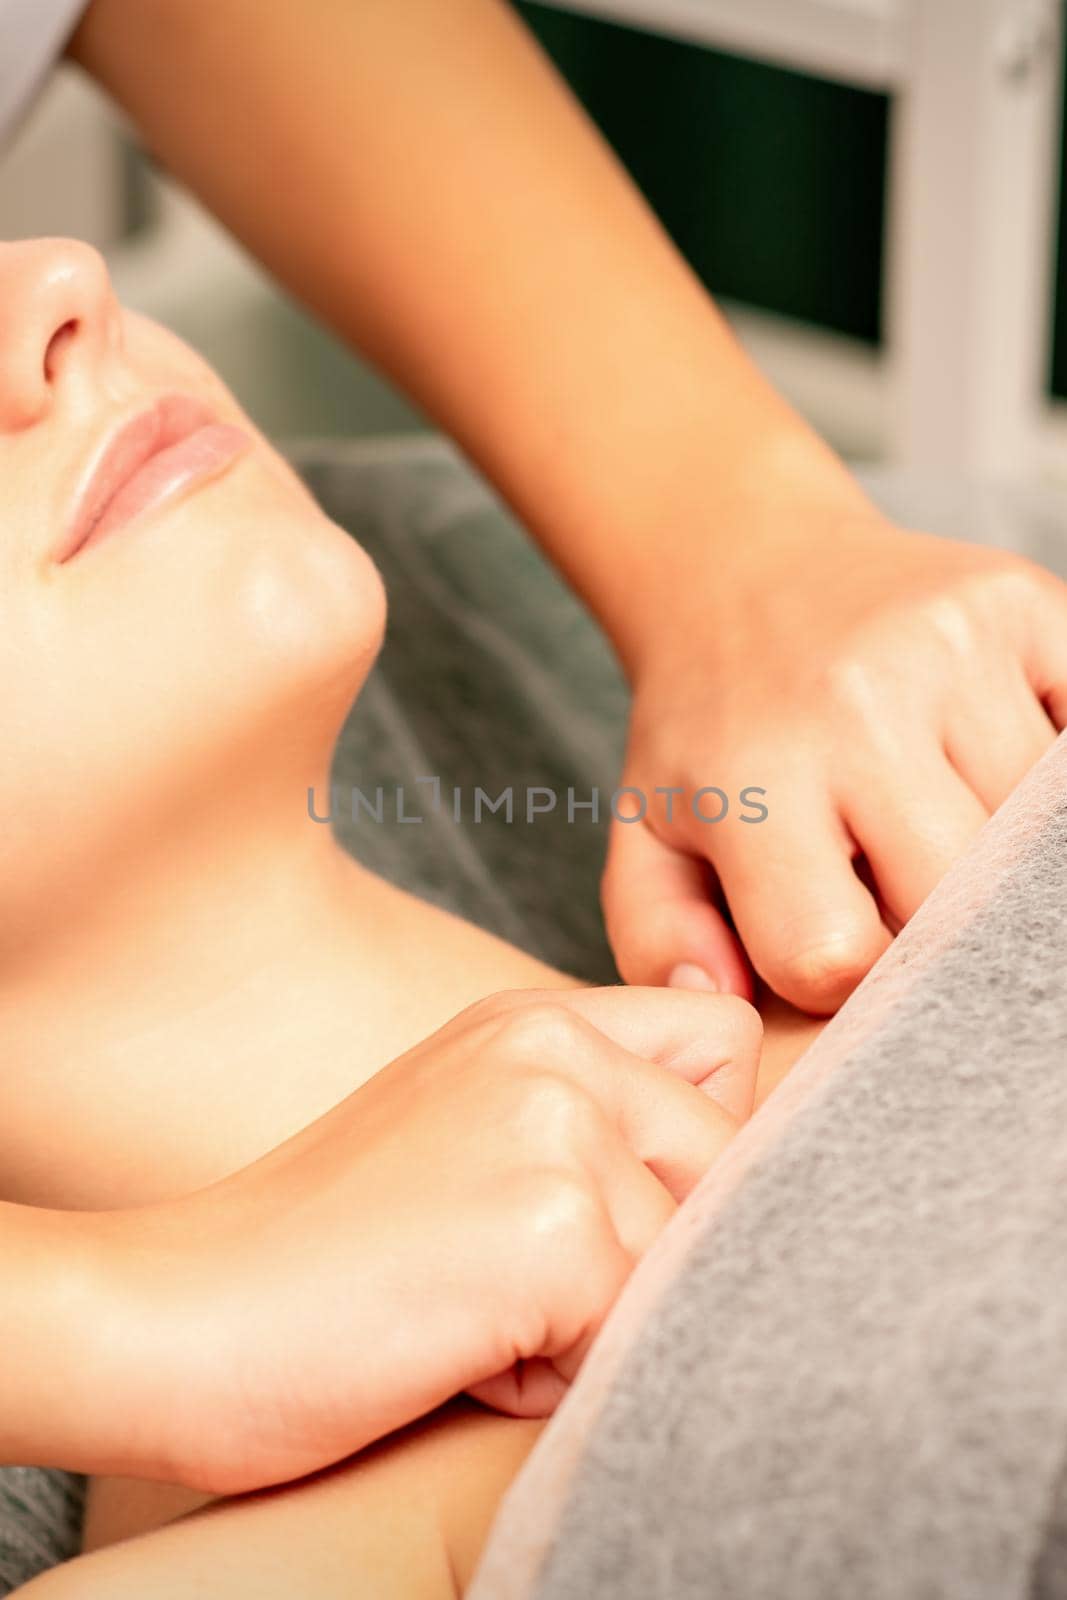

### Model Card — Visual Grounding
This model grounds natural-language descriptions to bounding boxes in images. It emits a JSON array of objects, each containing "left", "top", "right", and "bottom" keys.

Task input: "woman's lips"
[{"left": 57, "top": 395, "right": 252, "bottom": 563}]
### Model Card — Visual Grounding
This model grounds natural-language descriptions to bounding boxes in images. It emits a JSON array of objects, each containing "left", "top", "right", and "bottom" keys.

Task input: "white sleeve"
[{"left": 0, "top": 0, "right": 91, "bottom": 149}]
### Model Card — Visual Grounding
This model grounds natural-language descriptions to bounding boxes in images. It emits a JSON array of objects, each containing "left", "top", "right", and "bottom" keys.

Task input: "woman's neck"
[
  {"left": 0, "top": 795, "right": 560, "bottom": 1209},
  {"left": 0, "top": 813, "right": 398, "bottom": 1206}
]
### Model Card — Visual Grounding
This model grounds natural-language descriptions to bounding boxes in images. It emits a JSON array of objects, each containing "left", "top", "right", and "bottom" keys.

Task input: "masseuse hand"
[
  {"left": 96, "top": 986, "right": 759, "bottom": 1496},
  {"left": 604, "top": 497, "right": 1067, "bottom": 1013}
]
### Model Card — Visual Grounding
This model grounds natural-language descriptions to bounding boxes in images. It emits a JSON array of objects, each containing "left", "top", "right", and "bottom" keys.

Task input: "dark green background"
[{"left": 514, "top": 2, "right": 1067, "bottom": 397}]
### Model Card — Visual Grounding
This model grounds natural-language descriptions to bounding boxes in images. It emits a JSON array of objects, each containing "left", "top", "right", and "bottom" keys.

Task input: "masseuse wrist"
[
  {"left": 13, "top": 1197, "right": 260, "bottom": 1491},
  {"left": 0, "top": 1201, "right": 171, "bottom": 1480},
  {"left": 102, "top": 1172, "right": 410, "bottom": 1498},
  {"left": 91, "top": 1190, "right": 283, "bottom": 1495},
  {"left": 595, "top": 417, "right": 886, "bottom": 683}
]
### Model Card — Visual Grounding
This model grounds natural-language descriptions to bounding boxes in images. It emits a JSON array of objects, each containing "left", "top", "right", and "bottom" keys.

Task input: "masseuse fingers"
[
  {"left": 464, "top": 1000, "right": 736, "bottom": 1422},
  {"left": 708, "top": 783, "right": 892, "bottom": 1016},
  {"left": 1021, "top": 568, "right": 1067, "bottom": 731},
  {"left": 516, "top": 982, "right": 762, "bottom": 1121},
  {"left": 471, "top": 1149, "right": 673, "bottom": 1418},
  {"left": 524, "top": 1008, "right": 742, "bottom": 1202},
  {"left": 469, "top": 1075, "right": 678, "bottom": 1418},
  {"left": 469, "top": 1141, "right": 673, "bottom": 1420},
  {"left": 468, "top": 1359, "right": 572, "bottom": 1418},
  {"left": 601, "top": 816, "right": 754, "bottom": 999},
  {"left": 944, "top": 662, "right": 1059, "bottom": 813},
  {"left": 841, "top": 746, "right": 988, "bottom": 931}
]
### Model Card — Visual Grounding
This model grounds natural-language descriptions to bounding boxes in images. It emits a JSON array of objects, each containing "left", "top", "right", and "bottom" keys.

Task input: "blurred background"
[{"left": 1, "top": 0, "right": 1064, "bottom": 479}]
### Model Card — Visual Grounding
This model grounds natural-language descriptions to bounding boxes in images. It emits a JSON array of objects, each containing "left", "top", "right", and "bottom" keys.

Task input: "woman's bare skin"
[{"left": 42, "top": 1405, "right": 547, "bottom": 1599}]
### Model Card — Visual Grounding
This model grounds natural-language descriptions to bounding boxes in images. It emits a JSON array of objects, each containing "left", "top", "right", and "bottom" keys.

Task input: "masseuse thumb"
[{"left": 602, "top": 818, "right": 754, "bottom": 1001}]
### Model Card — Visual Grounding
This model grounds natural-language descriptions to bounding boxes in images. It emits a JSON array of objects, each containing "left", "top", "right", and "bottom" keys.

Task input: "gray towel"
[{"left": 0, "top": 1474, "right": 83, "bottom": 1595}]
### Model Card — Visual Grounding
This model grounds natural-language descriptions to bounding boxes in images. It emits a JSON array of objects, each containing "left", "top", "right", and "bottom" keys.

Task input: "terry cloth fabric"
[{"left": 0, "top": 0, "right": 88, "bottom": 148}]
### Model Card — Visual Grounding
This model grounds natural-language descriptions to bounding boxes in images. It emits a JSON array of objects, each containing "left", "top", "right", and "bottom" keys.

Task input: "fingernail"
[{"left": 667, "top": 963, "right": 719, "bottom": 992}]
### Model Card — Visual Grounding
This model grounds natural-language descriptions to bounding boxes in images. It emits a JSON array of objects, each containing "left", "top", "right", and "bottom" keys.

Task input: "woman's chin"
[{"left": 220, "top": 500, "right": 387, "bottom": 694}]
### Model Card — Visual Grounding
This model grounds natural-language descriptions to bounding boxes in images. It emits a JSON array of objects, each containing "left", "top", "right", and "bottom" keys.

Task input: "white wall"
[{"left": 0, "top": 68, "right": 124, "bottom": 247}]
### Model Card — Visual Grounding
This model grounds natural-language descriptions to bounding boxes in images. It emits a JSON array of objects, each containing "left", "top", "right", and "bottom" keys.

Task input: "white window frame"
[{"left": 534, "top": 0, "right": 1066, "bottom": 480}]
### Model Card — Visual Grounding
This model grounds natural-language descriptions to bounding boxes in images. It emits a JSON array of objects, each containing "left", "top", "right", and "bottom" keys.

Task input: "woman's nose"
[{"left": 0, "top": 238, "right": 121, "bottom": 432}]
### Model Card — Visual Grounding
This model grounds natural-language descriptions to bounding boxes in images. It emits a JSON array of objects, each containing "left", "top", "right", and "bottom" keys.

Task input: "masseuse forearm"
[
  {"left": 69, "top": 0, "right": 869, "bottom": 672},
  {"left": 0, "top": 1204, "right": 145, "bottom": 1476}
]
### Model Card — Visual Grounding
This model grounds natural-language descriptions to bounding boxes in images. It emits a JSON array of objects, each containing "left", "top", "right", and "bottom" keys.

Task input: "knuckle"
[
  {"left": 967, "top": 555, "right": 1040, "bottom": 606},
  {"left": 977, "top": 558, "right": 1067, "bottom": 642},
  {"left": 920, "top": 559, "right": 1040, "bottom": 650},
  {"left": 460, "top": 989, "right": 523, "bottom": 1029},
  {"left": 922, "top": 591, "right": 984, "bottom": 658},
  {"left": 820, "top": 651, "right": 884, "bottom": 721},
  {"left": 496, "top": 1001, "right": 589, "bottom": 1065},
  {"left": 513, "top": 1072, "right": 603, "bottom": 1158},
  {"left": 519, "top": 1168, "right": 608, "bottom": 1256}
]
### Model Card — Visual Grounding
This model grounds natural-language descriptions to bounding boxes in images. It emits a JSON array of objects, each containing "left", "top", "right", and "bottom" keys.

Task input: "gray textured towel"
[{"left": 0, "top": 1475, "right": 83, "bottom": 1596}]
